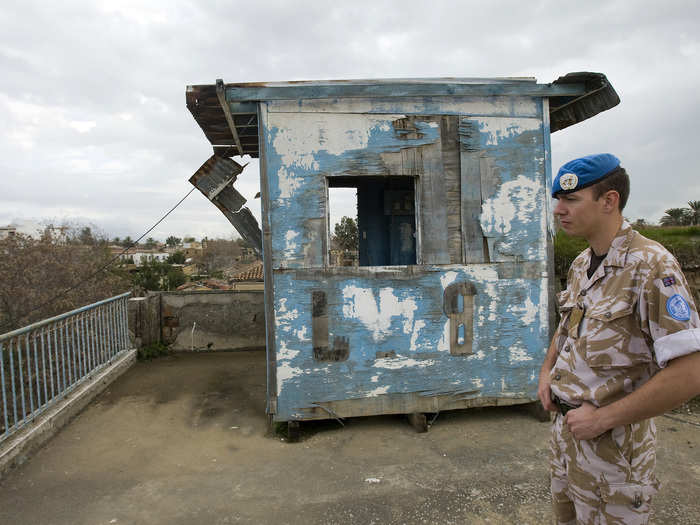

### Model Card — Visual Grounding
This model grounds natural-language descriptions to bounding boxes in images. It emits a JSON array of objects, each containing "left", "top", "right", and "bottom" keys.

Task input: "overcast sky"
[{"left": 2, "top": 1, "right": 698, "bottom": 241}]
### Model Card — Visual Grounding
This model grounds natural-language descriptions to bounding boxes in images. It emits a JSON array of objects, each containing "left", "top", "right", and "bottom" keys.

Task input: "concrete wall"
[{"left": 129, "top": 290, "right": 265, "bottom": 351}]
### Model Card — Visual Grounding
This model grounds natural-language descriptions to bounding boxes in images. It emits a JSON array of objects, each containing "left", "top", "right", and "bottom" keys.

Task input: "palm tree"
[
  {"left": 688, "top": 200, "right": 700, "bottom": 225},
  {"left": 660, "top": 208, "right": 692, "bottom": 226}
]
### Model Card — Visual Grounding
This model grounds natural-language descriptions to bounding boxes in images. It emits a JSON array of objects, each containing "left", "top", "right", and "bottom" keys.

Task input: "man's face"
[{"left": 553, "top": 186, "right": 605, "bottom": 239}]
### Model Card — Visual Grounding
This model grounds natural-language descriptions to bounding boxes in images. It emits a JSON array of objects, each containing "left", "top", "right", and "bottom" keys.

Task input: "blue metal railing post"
[
  {"left": 40, "top": 327, "right": 49, "bottom": 405},
  {"left": 0, "top": 292, "right": 131, "bottom": 444},
  {"left": 32, "top": 334, "right": 40, "bottom": 409},
  {"left": 1, "top": 342, "right": 8, "bottom": 437}
]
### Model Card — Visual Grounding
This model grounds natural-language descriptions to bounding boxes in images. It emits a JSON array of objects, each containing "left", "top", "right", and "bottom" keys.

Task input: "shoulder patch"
[
  {"left": 666, "top": 294, "right": 691, "bottom": 321},
  {"left": 662, "top": 276, "right": 676, "bottom": 287}
]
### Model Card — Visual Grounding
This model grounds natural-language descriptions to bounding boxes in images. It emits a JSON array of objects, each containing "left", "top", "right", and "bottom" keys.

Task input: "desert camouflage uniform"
[{"left": 549, "top": 221, "right": 700, "bottom": 524}]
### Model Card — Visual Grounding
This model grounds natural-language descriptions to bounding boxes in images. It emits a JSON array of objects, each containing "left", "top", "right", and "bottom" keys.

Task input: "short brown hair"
[{"left": 591, "top": 167, "right": 629, "bottom": 211}]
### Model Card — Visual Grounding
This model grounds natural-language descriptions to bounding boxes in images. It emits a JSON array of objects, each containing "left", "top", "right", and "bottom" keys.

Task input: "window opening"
[
  {"left": 328, "top": 176, "right": 416, "bottom": 266},
  {"left": 328, "top": 187, "right": 359, "bottom": 267}
]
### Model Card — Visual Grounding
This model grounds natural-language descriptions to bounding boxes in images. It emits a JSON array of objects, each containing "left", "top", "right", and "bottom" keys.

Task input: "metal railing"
[{"left": 0, "top": 292, "right": 131, "bottom": 444}]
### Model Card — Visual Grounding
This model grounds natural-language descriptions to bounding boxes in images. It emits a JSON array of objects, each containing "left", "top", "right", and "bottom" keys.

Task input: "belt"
[{"left": 552, "top": 394, "right": 579, "bottom": 416}]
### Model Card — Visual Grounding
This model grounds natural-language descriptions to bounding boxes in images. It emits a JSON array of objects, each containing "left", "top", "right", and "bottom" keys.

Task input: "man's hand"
[
  {"left": 565, "top": 401, "right": 607, "bottom": 440},
  {"left": 537, "top": 373, "right": 556, "bottom": 412}
]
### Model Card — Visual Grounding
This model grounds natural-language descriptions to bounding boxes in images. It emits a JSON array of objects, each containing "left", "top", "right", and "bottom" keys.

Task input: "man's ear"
[{"left": 603, "top": 190, "right": 620, "bottom": 213}]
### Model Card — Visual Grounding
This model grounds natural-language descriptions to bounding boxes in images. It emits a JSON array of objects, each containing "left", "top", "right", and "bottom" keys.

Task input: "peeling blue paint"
[
  {"left": 259, "top": 98, "right": 554, "bottom": 422},
  {"left": 272, "top": 268, "right": 547, "bottom": 420}
]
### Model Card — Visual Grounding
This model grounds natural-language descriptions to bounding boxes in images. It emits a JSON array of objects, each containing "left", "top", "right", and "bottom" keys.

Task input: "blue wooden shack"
[{"left": 185, "top": 73, "right": 619, "bottom": 432}]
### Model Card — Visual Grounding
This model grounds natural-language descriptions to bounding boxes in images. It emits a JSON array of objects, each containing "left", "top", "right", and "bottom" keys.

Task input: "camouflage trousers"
[{"left": 549, "top": 412, "right": 660, "bottom": 525}]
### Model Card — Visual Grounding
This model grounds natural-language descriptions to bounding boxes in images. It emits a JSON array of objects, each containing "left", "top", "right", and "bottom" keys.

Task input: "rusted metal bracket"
[{"left": 216, "top": 78, "right": 244, "bottom": 156}]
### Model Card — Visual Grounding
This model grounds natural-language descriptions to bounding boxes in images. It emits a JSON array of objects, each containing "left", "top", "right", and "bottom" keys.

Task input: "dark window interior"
[{"left": 329, "top": 176, "right": 416, "bottom": 266}]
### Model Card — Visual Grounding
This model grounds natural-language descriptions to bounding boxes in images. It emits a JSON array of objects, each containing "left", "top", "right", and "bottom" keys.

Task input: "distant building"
[
  {"left": 132, "top": 251, "right": 169, "bottom": 266},
  {"left": 0, "top": 226, "right": 17, "bottom": 240}
]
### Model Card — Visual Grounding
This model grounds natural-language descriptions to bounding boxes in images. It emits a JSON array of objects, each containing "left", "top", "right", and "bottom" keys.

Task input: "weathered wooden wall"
[{"left": 258, "top": 95, "right": 553, "bottom": 421}]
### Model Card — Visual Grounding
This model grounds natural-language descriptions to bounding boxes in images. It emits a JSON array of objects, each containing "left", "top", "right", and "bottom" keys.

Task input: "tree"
[
  {"left": 132, "top": 260, "right": 186, "bottom": 291},
  {"left": 122, "top": 236, "right": 134, "bottom": 247},
  {"left": 688, "top": 200, "right": 700, "bottom": 225},
  {"left": 183, "top": 236, "right": 196, "bottom": 243},
  {"left": 0, "top": 229, "right": 130, "bottom": 333},
  {"left": 166, "top": 235, "right": 181, "bottom": 248},
  {"left": 333, "top": 216, "right": 358, "bottom": 252},
  {"left": 632, "top": 218, "right": 650, "bottom": 229},
  {"left": 77, "top": 226, "right": 96, "bottom": 245},
  {"left": 660, "top": 208, "right": 692, "bottom": 226},
  {"left": 167, "top": 251, "right": 186, "bottom": 264},
  {"left": 144, "top": 237, "right": 157, "bottom": 249},
  {"left": 193, "top": 239, "right": 242, "bottom": 274}
]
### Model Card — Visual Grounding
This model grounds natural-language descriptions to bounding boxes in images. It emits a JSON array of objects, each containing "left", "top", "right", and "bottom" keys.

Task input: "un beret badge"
[{"left": 560, "top": 173, "right": 579, "bottom": 191}]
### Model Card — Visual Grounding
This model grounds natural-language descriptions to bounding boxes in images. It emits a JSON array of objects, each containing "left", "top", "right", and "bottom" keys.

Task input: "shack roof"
[{"left": 186, "top": 72, "right": 619, "bottom": 158}]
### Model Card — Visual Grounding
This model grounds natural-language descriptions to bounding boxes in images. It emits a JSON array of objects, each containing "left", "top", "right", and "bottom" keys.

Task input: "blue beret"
[{"left": 552, "top": 153, "right": 621, "bottom": 197}]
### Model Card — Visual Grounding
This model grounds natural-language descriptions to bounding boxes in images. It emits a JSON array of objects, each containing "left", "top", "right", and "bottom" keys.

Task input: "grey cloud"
[{"left": 2, "top": 0, "right": 699, "bottom": 239}]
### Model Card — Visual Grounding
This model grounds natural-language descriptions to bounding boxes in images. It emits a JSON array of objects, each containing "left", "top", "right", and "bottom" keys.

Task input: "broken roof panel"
[{"left": 186, "top": 73, "right": 619, "bottom": 159}]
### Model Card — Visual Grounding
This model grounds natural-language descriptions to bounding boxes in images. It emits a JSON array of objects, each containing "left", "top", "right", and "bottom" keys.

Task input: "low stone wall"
[{"left": 129, "top": 290, "right": 266, "bottom": 351}]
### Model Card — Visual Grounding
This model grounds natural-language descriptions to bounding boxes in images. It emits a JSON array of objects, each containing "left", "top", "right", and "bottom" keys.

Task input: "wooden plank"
[
  {"left": 274, "top": 394, "right": 534, "bottom": 422},
  {"left": 257, "top": 103, "right": 278, "bottom": 415},
  {"left": 216, "top": 79, "right": 244, "bottom": 156},
  {"left": 266, "top": 96, "right": 540, "bottom": 117},
  {"left": 418, "top": 135, "right": 450, "bottom": 264},
  {"left": 458, "top": 118, "right": 485, "bottom": 263},
  {"left": 225, "top": 82, "right": 585, "bottom": 101},
  {"left": 441, "top": 116, "right": 463, "bottom": 263},
  {"left": 460, "top": 151, "right": 485, "bottom": 263}
]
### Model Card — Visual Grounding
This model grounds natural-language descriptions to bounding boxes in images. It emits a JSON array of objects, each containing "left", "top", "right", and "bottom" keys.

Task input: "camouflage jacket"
[{"left": 550, "top": 221, "right": 700, "bottom": 406}]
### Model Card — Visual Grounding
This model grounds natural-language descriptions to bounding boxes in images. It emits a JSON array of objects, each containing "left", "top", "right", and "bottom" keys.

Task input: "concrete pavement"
[{"left": 0, "top": 351, "right": 698, "bottom": 524}]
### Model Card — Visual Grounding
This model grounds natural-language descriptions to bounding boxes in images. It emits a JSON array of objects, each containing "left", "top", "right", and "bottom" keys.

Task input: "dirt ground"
[{"left": 0, "top": 351, "right": 698, "bottom": 525}]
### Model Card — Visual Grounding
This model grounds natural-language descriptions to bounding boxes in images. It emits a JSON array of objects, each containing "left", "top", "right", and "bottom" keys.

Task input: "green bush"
[
  {"left": 554, "top": 225, "right": 700, "bottom": 278},
  {"left": 137, "top": 342, "right": 171, "bottom": 361}
]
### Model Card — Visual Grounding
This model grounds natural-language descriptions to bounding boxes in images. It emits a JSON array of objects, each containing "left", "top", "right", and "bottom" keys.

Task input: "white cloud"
[{"left": 1, "top": 0, "right": 698, "bottom": 238}]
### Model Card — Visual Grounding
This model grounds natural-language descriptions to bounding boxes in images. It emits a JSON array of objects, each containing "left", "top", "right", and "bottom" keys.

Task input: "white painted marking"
[
  {"left": 468, "top": 350, "right": 486, "bottom": 360},
  {"left": 480, "top": 175, "right": 542, "bottom": 236},
  {"left": 270, "top": 113, "right": 406, "bottom": 172},
  {"left": 539, "top": 278, "right": 549, "bottom": 336},
  {"left": 277, "top": 340, "right": 300, "bottom": 361},
  {"left": 342, "top": 285, "right": 417, "bottom": 342},
  {"left": 276, "top": 167, "right": 303, "bottom": 200},
  {"left": 374, "top": 355, "right": 435, "bottom": 370},
  {"left": 410, "top": 320, "right": 426, "bottom": 351},
  {"left": 506, "top": 294, "right": 537, "bottom": 326},
  {"left": 283, "top": 229, "right": 300, "bottom": 259},
  {"left": 479, "top": 117, "right": 541, "bottom": 146},
  {"left": 295, "top": 325, "right": 310, "bottom": 342},
  {"left": 440, "top": 271, "right": 459, "bottom": 289},
  {"left": 277, "top": 361, "right": 303, "bottom": 396},
  {"left": 437, "top": 320, "right": 450, "bottom": 351},
  {"left": 366, "top": 385, "right": 390, "bottom": 397},
  {"left": 509, "top": 344, "right": 533, "bottom": 362}
]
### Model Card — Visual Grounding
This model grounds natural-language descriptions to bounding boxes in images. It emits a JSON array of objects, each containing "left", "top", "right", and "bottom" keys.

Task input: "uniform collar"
[
  {"left": 579, "top": 221, "right": 632, "bottom": 287},
  {"left": 604, "top": 220, "right": 633, "bottom": 268}
]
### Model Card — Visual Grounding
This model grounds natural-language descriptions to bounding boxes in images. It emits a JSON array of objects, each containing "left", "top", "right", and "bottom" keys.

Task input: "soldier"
[{"left": 538, "top": 153, "right": 700, "bottom": 524}]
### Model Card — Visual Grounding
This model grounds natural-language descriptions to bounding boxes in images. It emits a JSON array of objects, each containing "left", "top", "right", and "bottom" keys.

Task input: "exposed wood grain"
[
  {"left": 460, "top": 150, "right": 485, "bottom": 263},
  {"left": 441, "top": 116, "right": 463, "bottom": 263},
  {"left": 216, "top": 79, "right": 244, "bottom": 156},
  {"left": 418, "top": 121, "right": 450, "bottom": 264}
]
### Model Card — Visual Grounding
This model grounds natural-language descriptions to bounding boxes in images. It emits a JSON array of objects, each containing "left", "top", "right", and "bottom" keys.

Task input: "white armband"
[{"left": 653, "top": 328, "right": 700, "bottom": 368}]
